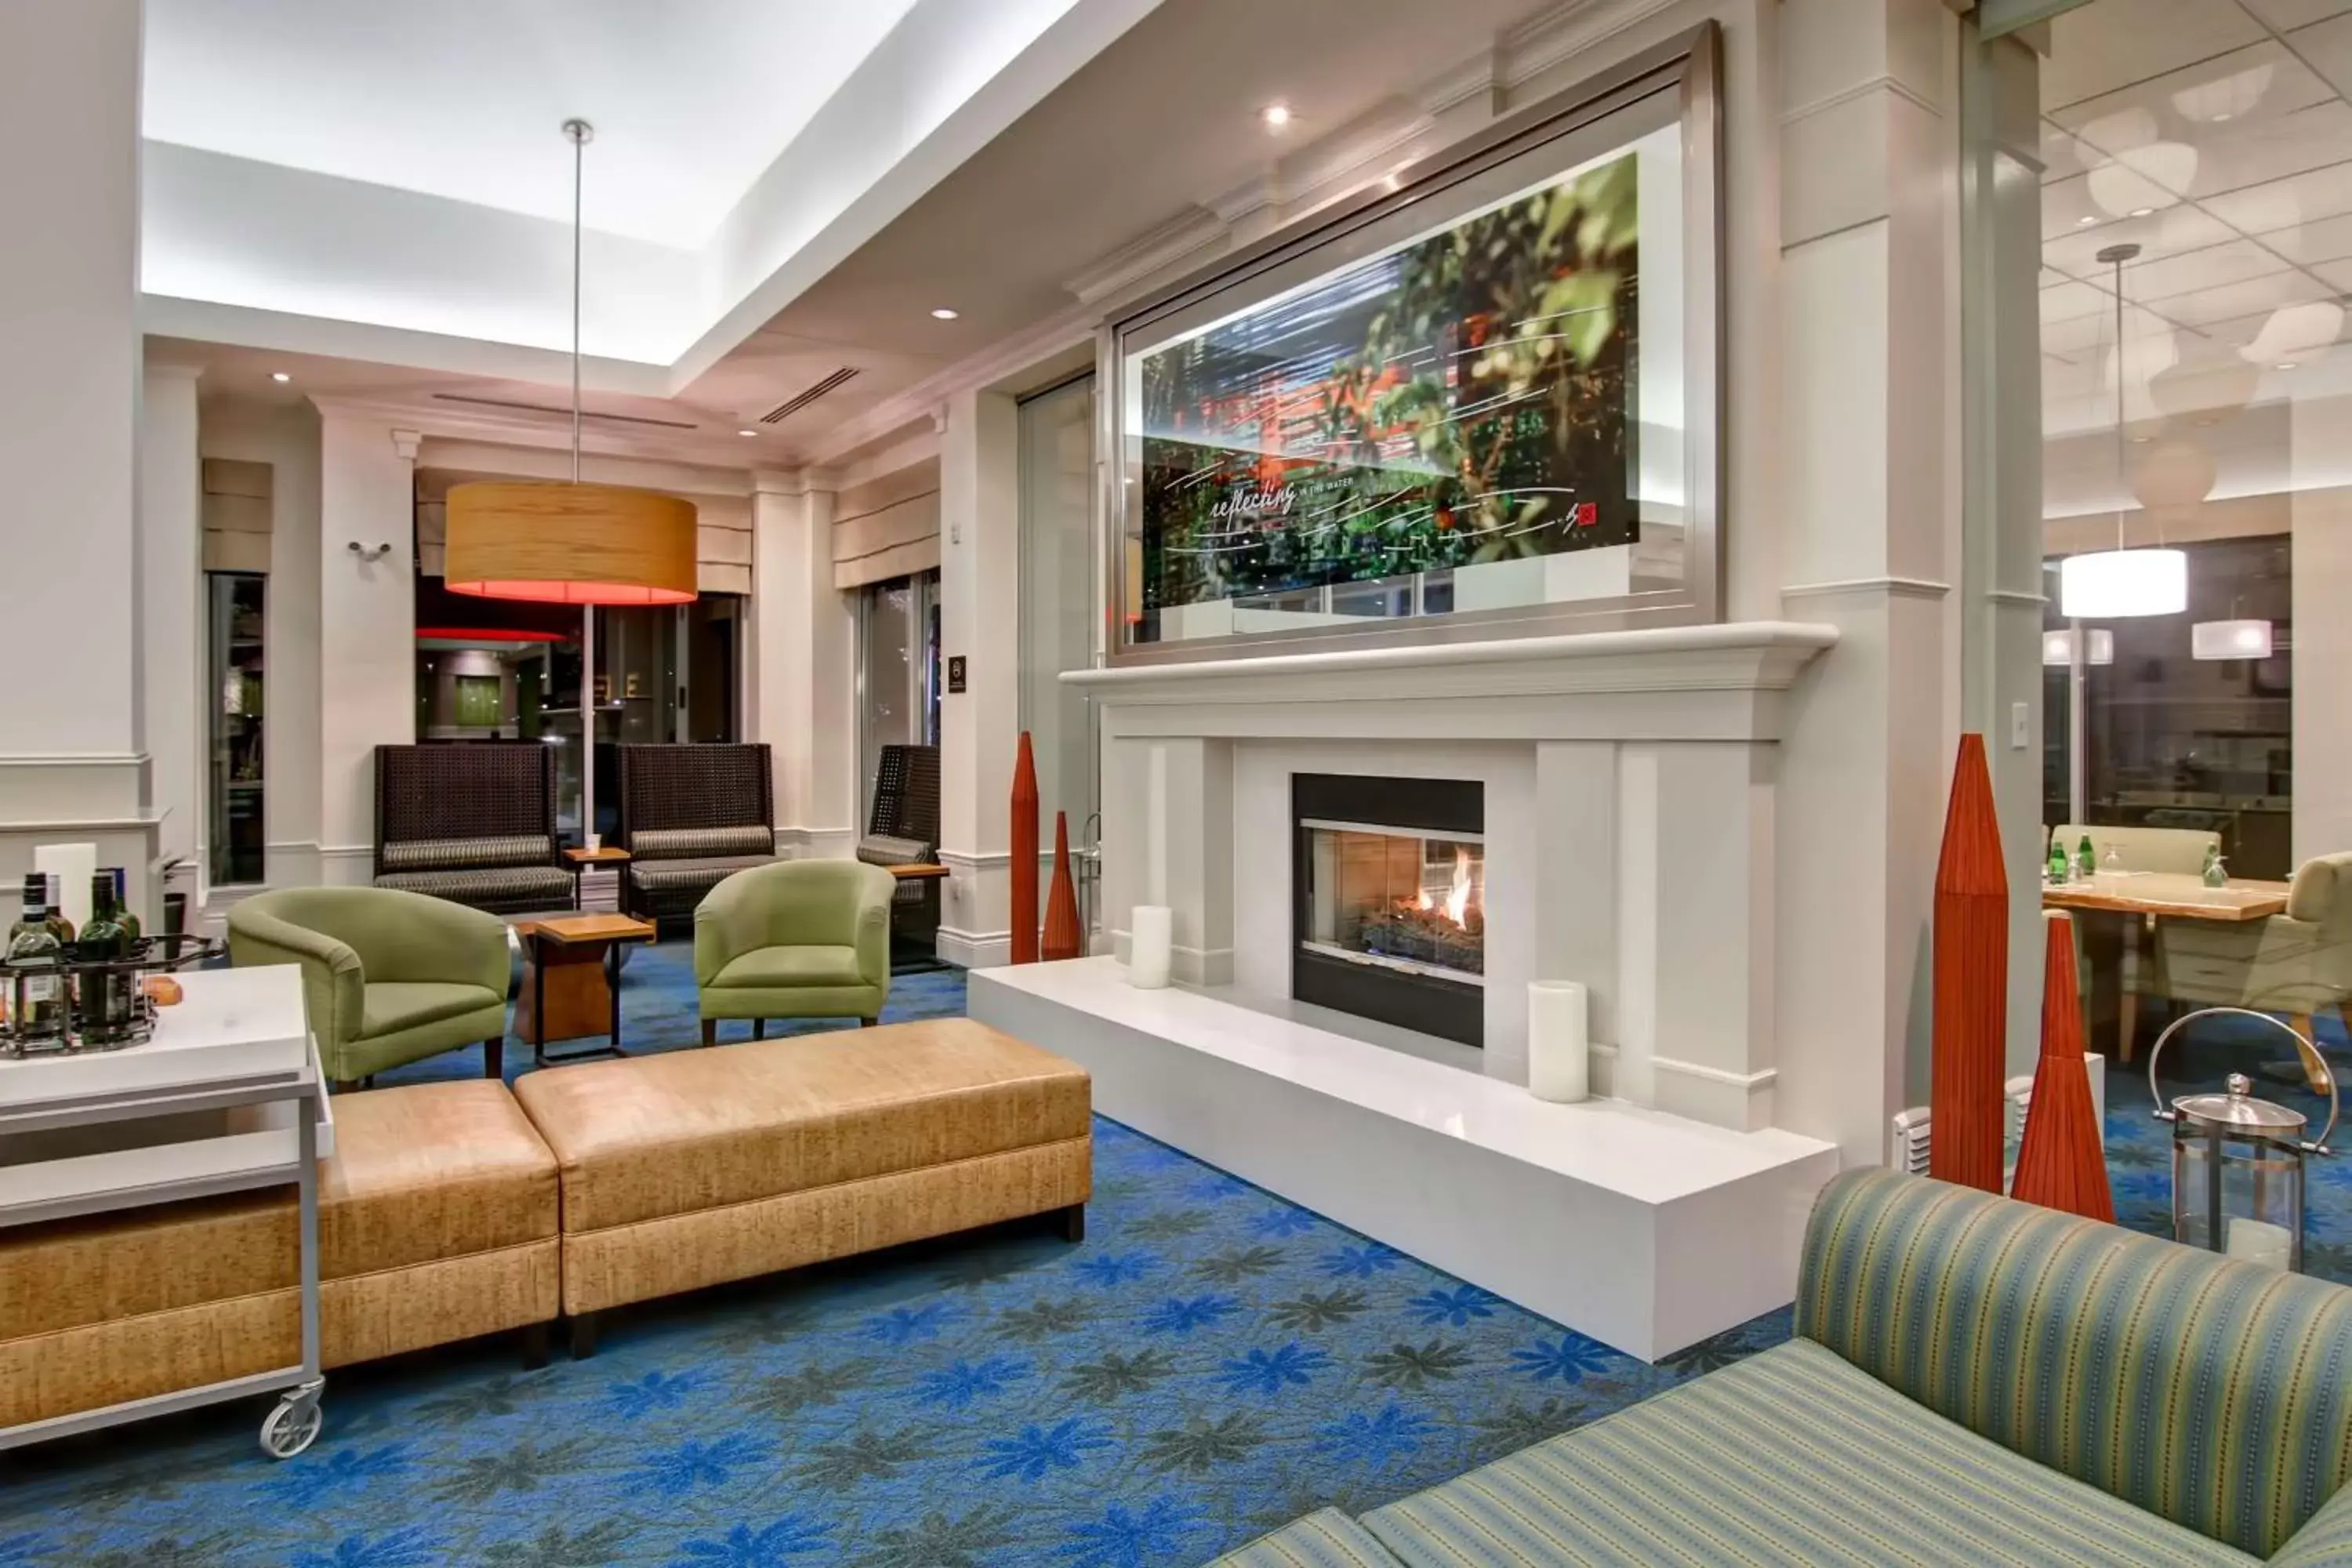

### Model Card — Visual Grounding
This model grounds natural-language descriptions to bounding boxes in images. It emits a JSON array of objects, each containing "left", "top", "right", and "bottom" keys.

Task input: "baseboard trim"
[{"left": 936, "top": 925, "right": 1008, "bottom": 969}]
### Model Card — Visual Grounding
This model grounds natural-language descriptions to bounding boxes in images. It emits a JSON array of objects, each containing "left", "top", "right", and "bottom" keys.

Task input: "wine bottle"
[
  {"left": 108, "top": 866, "right": 141, "bottom": 942},
  {"left": 2074, "top": 834, "right": 2096, "bottom": 880},
  {"left": 77, "top": 872, "right": 135, "bottom": 1041},
  {"left": 8, "top": 872, "right": 69, "bottom": 1040},
  {"left": 42, "top": 873, "right": 74, "bottom": 945}
]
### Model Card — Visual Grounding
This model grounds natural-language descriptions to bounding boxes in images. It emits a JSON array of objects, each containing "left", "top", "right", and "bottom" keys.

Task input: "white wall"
[
  {"left": 140, "top": 366, "right": 205, "bottom": 880},
  {"left": 936, "top": 389, "right": 1024, "bottom": 965},
  {"left": 0, "top": 0, "right": 155, "bottom": 913},
  {"left": 316, "top": 417, "right": 418, "bottom": 882},
  {"left": 750, "top": 474, "right": 860, "bottom": 856}
]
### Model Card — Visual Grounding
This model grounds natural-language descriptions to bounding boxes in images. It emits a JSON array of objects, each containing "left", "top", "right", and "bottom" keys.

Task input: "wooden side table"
[
  {"left": 563, "top": 845, "right": 632, "bottom": 913},
  {"left": 514, "top": 914, "right": 657, "bottom": 1065}
]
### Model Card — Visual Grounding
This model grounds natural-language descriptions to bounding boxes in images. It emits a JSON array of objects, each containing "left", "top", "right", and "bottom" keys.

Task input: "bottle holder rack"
[{"left": 1, "top": 936, "right": 224, "bottom": 1056}]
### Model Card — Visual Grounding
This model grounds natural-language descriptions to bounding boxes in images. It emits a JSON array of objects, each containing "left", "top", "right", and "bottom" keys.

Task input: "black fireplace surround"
[{"left": 1291, "top": 773, "right": 1483, "bottom": 1048}]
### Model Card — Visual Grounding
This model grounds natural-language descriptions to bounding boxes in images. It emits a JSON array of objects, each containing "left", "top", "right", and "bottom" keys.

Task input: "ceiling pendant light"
[
  {"left": 442, "top": 119, "right": 698, "bottom": 844},
  {"left": 2190, "top": 619, "right": 2272, "bottom": 660},
  {"left": 2060, "top": 242, "right": 2187, "bottom": 619}
]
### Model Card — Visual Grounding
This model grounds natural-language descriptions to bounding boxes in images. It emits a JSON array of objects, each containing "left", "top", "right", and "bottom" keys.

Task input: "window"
[
  {"left": 857, "top": 572, "right": 939, "bottom": 826},
  {"left": 207, "top": 572, "right": 266, "bottom": 886}
]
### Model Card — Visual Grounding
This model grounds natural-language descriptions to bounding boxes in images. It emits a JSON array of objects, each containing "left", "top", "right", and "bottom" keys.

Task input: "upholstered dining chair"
[
  {"left": 2049, "top": 822, "right": 2220, "bottom": 875},
  {"left": 2138, "top": 850, "right": 2352, "bottom": 1095},
  {"left": 228, "top": 887, "right": 511, "bottom": 1088},
  {"left": 695, "top": 860, "right": 894, "bottom": 1041}
]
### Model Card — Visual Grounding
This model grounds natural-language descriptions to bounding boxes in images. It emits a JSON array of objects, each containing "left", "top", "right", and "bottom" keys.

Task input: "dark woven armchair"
[
  {"left": 616, "top": 743, "right": 780, "bottom": 920},
  {"left": 372, "top": 743, "right": 572, "bottom": 915}
]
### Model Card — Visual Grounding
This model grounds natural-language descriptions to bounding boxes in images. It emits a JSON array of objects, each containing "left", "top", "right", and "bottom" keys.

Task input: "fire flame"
[
  {"left": 1443, "top": 848, "right": 1473, "bottom": 927},
  {"left": 1414, "top": 850, "right": 1477, "bottom": 927}
]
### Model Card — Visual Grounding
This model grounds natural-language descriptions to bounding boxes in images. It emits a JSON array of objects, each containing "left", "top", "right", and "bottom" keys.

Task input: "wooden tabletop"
[
  {"left": 516, "top": 913, "right": 659, "bottom": 946},
  {"left": 2042, "top": 873, "right": 2291, "bottom": 923},
  {"left": 564, "top": 846, "right": 633, "bottom": 864},
  {"left": 889, "top": 863, "right": 949, "bottom": 880}
]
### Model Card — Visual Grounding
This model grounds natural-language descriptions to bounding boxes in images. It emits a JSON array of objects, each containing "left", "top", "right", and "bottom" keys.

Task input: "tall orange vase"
[
  {"left": 1930, "top": 732, "right": 2008, "bottom": 1193},
  {"left": 1010, "top": 732, "right": 1040, "bottom": 965},
  {"left": 1043, "top": 811, "right": 1083, "bottom": 961},
  {"left": 2010, "top": 909, "right": 2114, "bottom": 1221}
]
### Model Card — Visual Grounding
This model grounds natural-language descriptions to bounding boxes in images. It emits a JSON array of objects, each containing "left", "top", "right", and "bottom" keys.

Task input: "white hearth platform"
[{"left": 971, "top": 957, "right": 1840, "bottom": 1362}]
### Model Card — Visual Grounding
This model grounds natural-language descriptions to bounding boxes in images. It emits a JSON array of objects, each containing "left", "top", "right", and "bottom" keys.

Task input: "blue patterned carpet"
[{"left": 2, "top": 953, "right": 2344, "bottom": 1567}]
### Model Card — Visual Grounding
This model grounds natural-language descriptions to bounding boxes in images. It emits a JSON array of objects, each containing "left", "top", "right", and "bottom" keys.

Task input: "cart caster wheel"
[{"left": 260, "top": 1381, "right": 325, "bottom": 1459}]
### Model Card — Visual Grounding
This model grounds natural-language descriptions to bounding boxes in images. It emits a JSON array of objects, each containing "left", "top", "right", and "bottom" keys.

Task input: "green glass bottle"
[
  {"left": 2075, "top": 834, "right": 2096, "bottom": 880},
  {"left": 7, "top": 872, "right": 67, "bottom": 1042},
  {"left": 2047, "top": 836, "right": 2069, "bottom": 884},
  {"left": 107, "top": 867, "right": 140, "bottom": 942},
  {"left": 77, "top": 872, "right": 136, "bottom": 1042}
]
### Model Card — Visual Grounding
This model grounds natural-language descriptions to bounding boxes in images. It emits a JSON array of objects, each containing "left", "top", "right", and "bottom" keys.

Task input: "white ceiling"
[{"left": 142, "top": 0, "right": 920, "bottom": 246}]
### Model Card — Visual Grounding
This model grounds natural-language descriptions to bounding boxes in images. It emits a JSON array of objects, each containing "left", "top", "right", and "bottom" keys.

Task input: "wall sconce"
[{"left": 347, "top": 541, "right": 394, "bottom": 563}]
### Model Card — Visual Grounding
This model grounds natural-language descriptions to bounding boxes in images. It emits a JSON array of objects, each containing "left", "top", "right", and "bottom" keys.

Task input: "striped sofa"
[{"left": 1211, "top": 1170, "right": 2352, "bottom": 1567}]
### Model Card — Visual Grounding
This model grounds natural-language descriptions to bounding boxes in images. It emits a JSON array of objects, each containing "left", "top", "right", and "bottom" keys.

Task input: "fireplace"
[{"left": 1292, "top": 774, "right": 1484, "bottom": 1047}]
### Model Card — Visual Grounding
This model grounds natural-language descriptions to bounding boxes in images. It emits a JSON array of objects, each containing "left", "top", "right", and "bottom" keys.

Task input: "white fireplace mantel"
[
  {"left": 1076, "top": 619, "right": 1839, "bottom": 1135},
  {"left": 1064, "top": 620, "right": 1840, "bottom": 744}
]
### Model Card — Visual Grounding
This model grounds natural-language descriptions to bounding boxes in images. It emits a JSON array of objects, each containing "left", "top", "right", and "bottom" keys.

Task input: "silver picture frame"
[{"left": 1098, "top": 20, "right": 1724, "bottom": 668}]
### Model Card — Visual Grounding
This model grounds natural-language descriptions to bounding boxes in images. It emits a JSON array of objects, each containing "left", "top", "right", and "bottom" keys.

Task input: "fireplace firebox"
[{"left": 1292, "top": 774, "right": 1483, "bottom": 1047}]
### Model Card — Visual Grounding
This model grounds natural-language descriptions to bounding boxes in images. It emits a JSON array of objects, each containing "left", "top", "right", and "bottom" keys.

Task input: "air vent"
[
  {"left": 760, "top": 367, "right": 861, "bottom": 424},
  {"left": 429, "top": 393, "right": 699, "bottom": 430}
]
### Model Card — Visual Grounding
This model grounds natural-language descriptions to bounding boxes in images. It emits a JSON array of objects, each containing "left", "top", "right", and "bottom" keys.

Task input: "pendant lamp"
[
  {"left": 2060, "top": 242, "right": 2186, "bottom": 619},
  {"left": 444, "top": 119, "right": 698, "bottom": 843}
]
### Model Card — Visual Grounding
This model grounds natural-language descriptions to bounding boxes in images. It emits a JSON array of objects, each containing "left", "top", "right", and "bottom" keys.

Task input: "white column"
[
  {"left": 1773, "top": 0, "right": 1958, "bottom": 1165},
  {"left": 0, "top": 0, "right": 154, "bottom": 909},
  {"left": 139, "top": 365, "right": 205, "bottom": 882},
  {"left": 316, "top": 418, "right": 419, "bottom": 884},
  {"left": 750, "top": 471, "right": 858, "bottom": 856},
  {"left": 2292, "top": 397, "right": 2352, "bottom": 869},
  {"left": 936, "top": 390, "right": 1023, "bottom": 966}
]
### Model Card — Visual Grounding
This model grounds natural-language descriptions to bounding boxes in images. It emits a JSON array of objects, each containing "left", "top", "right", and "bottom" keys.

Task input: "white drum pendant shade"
[
  {"left": 2060, "top": 548, "right": 2187, "bottom": 619},
  {"left": 2191, "top": 619, "right": 2273, "bottom": 661}
]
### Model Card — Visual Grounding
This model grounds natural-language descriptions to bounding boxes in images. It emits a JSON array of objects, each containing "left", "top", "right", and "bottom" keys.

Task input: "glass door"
[{"left": 206, "top": 572, "right": 267, "bottom": 886}]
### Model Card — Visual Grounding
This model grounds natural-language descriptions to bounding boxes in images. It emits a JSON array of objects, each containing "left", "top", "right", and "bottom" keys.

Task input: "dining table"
[{"left": 2040, "top": 871, "right": 2324, "bottom": 1091}]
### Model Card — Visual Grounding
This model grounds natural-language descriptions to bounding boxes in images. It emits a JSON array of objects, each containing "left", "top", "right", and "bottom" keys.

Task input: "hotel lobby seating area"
[{"left": 9, "top": 0, "right": 2352, "bottom": 1562}]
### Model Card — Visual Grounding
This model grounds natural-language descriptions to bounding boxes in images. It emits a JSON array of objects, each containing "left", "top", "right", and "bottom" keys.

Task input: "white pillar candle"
[
  {"left": 1527, "top": 979, "right": 1588, "bottom": 1103},
  {"left": 35, "top": 842, "right": 98, "bottom": 931},
  {"left": 1128, "top": 905, "right": 1174, "bottom": 989}
]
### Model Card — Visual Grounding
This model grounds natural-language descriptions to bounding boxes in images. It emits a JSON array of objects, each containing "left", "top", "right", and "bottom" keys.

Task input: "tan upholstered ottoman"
[
  {"left": 512, "top": 1018, "right": 1091, "bottom": 1354},
  {"left": 0, "top": 1080, "right": 560, "bottom": 1429}
]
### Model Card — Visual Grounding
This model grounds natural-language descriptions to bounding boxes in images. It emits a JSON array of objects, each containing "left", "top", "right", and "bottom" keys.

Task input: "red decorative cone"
[
  {"left": 1930, "top": 732, "right": 2008, "bottom": 1192},
  {"left": 1043, "top": 811, "right": 1083, "bottom": 961},
  {"left": 1011, "top": 732, "right": 1040, "bottom": 965},
  {"left": 2011, "top": 910, "right": 2115, "bottom": 1221}
]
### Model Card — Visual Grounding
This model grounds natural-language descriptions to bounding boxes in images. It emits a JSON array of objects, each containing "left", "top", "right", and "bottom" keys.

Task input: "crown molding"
[{"left": 1063, "top": 206, "right": 1230, "bottom": 307}]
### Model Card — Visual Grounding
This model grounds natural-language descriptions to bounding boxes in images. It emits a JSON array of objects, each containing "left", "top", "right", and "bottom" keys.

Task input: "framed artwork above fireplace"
[{"left": 1102, "top": 23, "right": 1722, "bottom": 666}]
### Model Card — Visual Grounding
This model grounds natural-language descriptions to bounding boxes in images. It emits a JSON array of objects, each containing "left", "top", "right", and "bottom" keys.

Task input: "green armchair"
[
  {"left": 695, "top": 860, "right": 894, "bottom": 1040},
  {"left": 227, "top": 886, "right": 511, "bottom": 1087}
]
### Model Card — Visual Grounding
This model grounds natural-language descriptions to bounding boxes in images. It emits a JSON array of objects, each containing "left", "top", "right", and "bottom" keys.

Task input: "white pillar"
[
  {"left": 750, "top": 472, "right": 858, "bottom": 856},
  {"left": 1772, "top": 0, "right": 1958, "bottom": 1165},
  {"left": 140, "top": 365, "right": 205, "bottom": 882},
  {"left": 937, "top": 390, "right": 1022, "bottom": 966},
  {"left": 2292, "top": 396, "right": 2352, "bottom": 869},
  {"left": 316, "top": 417, "right": 419, "bottom": 884},
  {"left": 0, "top": 0, "right": 154, "bottom": 909}
]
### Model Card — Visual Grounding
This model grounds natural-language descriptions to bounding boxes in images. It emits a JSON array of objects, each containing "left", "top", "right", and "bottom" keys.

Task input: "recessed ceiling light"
[
  {"left": 2077, "top": 216, "right": 2097, "bottom": 226},
  {"left": 2277, "top": 361, "right": 2299, "bottom": 371},
  {"left": 2212, "top": 112, "right": 2233, "bottom": 122},
  {"left": 737, "top": 428, "right": 758, "bottom": 437},
  {"left": 270, "top": 371, "right": 292, "bottom": 383},
  {"left": 930, "top": 307, "right": 960, "bottom": 320},
  {"left": 2129, "top": 206, "right": 2155, "bottom": 218},
  {"left": 1261, "top": 103, "right": 1292, "bottom": 129}
]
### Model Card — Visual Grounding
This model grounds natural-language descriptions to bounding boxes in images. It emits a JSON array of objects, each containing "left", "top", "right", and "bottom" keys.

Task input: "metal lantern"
[{"left": 2148, "top": 1007, "right": 2337, "bottom": 1272}]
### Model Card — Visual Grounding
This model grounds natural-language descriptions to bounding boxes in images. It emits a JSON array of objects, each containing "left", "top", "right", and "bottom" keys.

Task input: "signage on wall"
[{"left": 947, "top": 655, "right": 967, "bottom": 694}]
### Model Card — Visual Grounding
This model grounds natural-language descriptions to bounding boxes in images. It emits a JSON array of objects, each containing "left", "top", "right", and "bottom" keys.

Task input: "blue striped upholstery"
[
  {"left": 1360, "top": 1336, "right": 2253, "bottom": 1566},
  {"left": 1798, "top": 1170, "right": 2352, "bottom": 1559},
  {"left": 1207, "top": 1510, "right": 1406, "bottom": 1568}
]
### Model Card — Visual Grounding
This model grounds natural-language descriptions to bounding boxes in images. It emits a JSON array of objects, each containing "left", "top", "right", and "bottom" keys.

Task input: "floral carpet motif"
[{"left": 2, "top": 954, "right": 2344, "bottom": 1566}]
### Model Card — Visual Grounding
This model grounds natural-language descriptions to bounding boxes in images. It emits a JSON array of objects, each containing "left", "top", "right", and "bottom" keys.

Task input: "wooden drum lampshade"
[{"left": 444, "top": 482, "right": 698, "bottom": 605}]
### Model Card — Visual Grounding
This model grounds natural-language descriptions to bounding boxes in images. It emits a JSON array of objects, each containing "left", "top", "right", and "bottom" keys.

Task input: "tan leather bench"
[
  {"left": 513, "top": 1017, "right": 1091, "bottom": 1355},
  {"left": 0, "top": 1080, "right": 559, "bottom": 1429}
]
